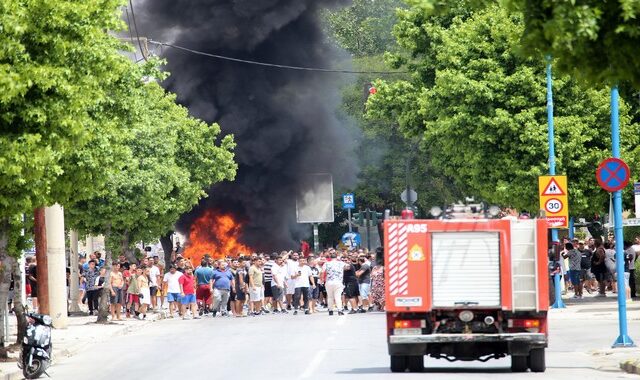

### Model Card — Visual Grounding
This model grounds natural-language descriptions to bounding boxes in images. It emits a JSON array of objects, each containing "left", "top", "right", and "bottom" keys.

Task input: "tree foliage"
[
  {"left": 367, "top": 5, "right": 640, "bottom": 215},
  {"left": 0, "top": 0, "right": 131, "bottom": 223},
  {"left": 323, "top": 0, "right": 403, "bottom": 57}
]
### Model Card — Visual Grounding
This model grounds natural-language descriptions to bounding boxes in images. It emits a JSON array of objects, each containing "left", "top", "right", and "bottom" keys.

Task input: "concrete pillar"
[
  {"left": 69, "top": 230, "right": 80, "bottom": 313},
  {"left": 45, "top": 204, "right": 68, "bottom": 328}
]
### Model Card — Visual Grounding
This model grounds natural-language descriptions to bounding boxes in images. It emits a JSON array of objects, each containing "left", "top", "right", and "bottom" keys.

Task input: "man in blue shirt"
[
  {"left": 194, "top": 259, "right": 214, "bottom": 315},
  {"left": 210, "top": 260, "right": 234, "bottom": 317}
]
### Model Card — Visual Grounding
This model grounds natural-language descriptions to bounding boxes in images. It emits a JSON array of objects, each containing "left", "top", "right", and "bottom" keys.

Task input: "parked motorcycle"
[{"left": 17, "top": 312, "right": 52, "bottom": 379}]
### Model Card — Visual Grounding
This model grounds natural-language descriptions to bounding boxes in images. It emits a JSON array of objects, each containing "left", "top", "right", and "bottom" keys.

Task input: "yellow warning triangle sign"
[{"left": 541, "top": 177, "right": 565, "bottom": 196}]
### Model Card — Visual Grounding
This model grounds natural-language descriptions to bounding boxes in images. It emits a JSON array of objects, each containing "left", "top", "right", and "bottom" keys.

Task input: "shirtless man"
[{"left": 109, "top": 262, "right": 125, "bottom": 320}]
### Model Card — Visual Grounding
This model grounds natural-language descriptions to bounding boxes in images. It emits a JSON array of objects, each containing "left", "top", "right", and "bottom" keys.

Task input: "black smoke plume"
[{"left": 138, "top": 0, "right": 356, "bottom": 251}]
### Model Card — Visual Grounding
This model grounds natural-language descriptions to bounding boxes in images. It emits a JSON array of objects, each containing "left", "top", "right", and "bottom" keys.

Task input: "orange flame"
[{"left": 183, "top": 210, "right": 252, "bottom": 263}]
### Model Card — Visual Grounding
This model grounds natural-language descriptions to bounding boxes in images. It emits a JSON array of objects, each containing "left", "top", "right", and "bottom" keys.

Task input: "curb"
[
  {"left": 620, "top": 358, "right": 640, "bottom": 375},
  {"left": 2, "top": 312, "right": 164, "bottom": 380}
]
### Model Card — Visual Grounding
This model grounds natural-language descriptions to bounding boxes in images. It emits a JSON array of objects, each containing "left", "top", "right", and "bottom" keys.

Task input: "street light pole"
[
  {"left": 610, "top": 86, "right": 635, "bottom": 347},
  {"left": 546, "top": 57, "right": 565, "bottom": 309}
]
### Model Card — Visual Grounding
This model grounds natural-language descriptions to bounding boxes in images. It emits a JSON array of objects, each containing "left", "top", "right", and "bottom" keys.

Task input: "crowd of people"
[
  {"left": 40, "top": 247, "right": 387, "bottom": 320},
  {"left": 557, "top": 235, "right": 638, "bottom": 300}
]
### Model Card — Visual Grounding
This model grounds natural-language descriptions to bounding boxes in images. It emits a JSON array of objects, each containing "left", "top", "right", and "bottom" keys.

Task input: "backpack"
[{"left": 580, "top": 250, "right": 591, "bottom": 270}]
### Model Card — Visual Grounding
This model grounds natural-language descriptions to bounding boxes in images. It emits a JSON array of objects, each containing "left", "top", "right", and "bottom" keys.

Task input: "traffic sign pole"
[
  {"left": 610, "top": 86, "right": 635, "bottom": 348},
  {"left": 546, "top": 57, "right": 565, "bottom": 309},
  {"left": 347, "top": 208, "right": 352, "bottom": 232}
]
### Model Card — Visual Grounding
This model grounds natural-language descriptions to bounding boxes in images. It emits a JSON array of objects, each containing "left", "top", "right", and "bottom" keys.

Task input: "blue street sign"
[
  {"left": 341, "top": 232, "right": 361, "bottom": 248},
  {"left": 342, "top": 193, "right": 355, "bottom": 209},
  {"left": 634, "top": 182, "right": 640, "bottom": 195}
]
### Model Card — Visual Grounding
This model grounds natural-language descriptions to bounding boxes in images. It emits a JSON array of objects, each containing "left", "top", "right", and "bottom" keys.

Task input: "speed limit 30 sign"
[
  {"left": 544, "top": 198, "right": 563, "bottom": 214},
  {"left": 538, "top": 175, "right": 569, "bottom": 228}
]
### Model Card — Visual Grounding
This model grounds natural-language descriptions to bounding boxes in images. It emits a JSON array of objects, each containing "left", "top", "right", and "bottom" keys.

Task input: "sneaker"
[
  {"left": 139, "top": 314, "right": 144, "bottom": 320},
  {"left": 194, "top": 316, "right": 201, "bottom": 319},
  {"left": 328, "top": 310, "right": 334, "bottom": 316},
  {"left": 286, "top": 305, "right": 291, "bottom": 310},
  {"left": 304, "top": 310, "right": 310, "bottom": 315},
  {"left": 212, "top": 311, "right": 217, "bottom": 317},
  {"left": 293, "top": 310, "right": 298, "bottom": 315},
  {"left": 261, "top": 308, "right": 270, "bottom": 314},
  {"left": 573, "top": 295, "right": 580, "bottom": 299},
  {"left": 348, "top": 310, "right": 357, "bottom": 314},
  {"left": 343, "top": 306, "right": 348, "bottom": 311},
  {"left": 358, "top": 308, "right": 366, "bottom": 313},
  {"left": 280, "top": 309, "right": 288, "bottom": 314},
  {"left": 367, "top": 306, "right": 374, "bottom": 312},
  {"left": 338, "top": 311, "right": 344, "bottom": 316}
]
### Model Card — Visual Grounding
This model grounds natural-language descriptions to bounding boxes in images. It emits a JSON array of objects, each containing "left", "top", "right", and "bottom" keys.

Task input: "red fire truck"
[{"left": 384, "top": 213, "right": 549, "bottom": 373}]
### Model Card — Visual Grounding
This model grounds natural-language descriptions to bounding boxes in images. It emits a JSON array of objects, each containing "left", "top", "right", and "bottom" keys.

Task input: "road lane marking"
[{"left": 299, "top": 349, "right": 327, "bottom": 379}]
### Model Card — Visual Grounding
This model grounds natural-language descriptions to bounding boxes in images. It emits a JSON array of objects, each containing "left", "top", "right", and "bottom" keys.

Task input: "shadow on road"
[{"left": 336, "top": 367, "right": 512, "bottom": 374}]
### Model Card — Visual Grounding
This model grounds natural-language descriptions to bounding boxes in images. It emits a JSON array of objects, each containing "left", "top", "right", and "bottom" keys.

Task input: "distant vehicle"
[{"left": 384, "top": 205, "right": 549, "bottom": 373}]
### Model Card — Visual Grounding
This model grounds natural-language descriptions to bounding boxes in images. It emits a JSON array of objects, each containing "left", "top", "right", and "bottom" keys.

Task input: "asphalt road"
[{"left": 48, "top": 304, "right": 639, "bottom": 380}]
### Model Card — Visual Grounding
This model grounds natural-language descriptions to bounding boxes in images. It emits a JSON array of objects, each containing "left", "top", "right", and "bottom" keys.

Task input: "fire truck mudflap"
[{"left": 384, "top": 218, "right": 549, "bottom": 373}]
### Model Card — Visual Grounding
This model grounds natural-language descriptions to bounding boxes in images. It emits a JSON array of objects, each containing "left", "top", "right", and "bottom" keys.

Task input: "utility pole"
[
  {"left": 546, "top": 57, "right": 565, "bottom": 309},
  {"left": 33, "top": 207, "right": 49, "bottom": 314}
]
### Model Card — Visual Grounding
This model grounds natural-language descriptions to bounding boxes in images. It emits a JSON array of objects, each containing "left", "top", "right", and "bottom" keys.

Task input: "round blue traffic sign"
[{"left": 596, "top": 158, "right": 630, "bottom": 192}]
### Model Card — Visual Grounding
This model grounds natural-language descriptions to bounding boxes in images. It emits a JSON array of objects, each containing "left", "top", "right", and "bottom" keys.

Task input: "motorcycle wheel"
[{"left": 23, "top": 358, "right": 46, "bottom": 379}]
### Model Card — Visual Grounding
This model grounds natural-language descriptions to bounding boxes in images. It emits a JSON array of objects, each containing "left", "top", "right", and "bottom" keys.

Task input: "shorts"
[
  {"left": 344, "top": 281, "right": 360, "bottom": 299},
  {"left": 110, "top": 287, "right": 124, "bottom": 304},
  {"left": 235, "top": 290, "right": 246, "bottom": 302},
  {"left": 568, "top": 270, "right": 581, "bottom": 286},
  {"left": 196, "top": 285, "right": 212, "bottom": 304},
  {"left": 264, "top": 283, "right": 273, "bottom": 298},
  {"left": 140, "top": 287, "right": 151, "bottom": 305},
  {"left": 286, "top": 279, "right": 296, "bottom": 295},
  {"left": 271, "top": 285, "right": 283, "bottom": 301},
  {"left": 359, "top": 283, "right": 371, "bottom": 300},
  {"left": 167, "top": 292, "right": 181, "bottom": 303},
  {"left": 181, "top": 293, "right": 196, "bottom": 305},
  {"left": 229, "top": 291, "right": 236, "bottom": 302},
  {"left": 128, "top": 294, "right": 140, "bottom": 304},
  {"left": 249, "top": 287, "right": 263, "bottom": 301},
  {"left": 310, "top": 286, "right": 320, "bottom": 300},
  {"left": 149, "top": 286, "right": 158, "bottom": 298}
]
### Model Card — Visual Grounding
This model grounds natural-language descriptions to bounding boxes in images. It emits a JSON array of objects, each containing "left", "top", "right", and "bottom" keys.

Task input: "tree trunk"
[
  {"left": 12, "top": 256, "right": 26, "bottom": 346},
  {"left": 96, "top": 226, "right": 112, "bottom": 324},
  {"left": 0, "top": 218, "right": 13, "bottom": 358},
  {"left": 121, "top": 230, "right": 135, "bottom": 263},
  {"left": 34, "top": 207, "right": 49, "bottom": 314},
  {"left": 160, "top": 231, "right": 173, "bottom": 267}
]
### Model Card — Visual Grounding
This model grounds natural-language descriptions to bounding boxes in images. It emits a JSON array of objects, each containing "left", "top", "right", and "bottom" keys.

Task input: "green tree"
[
  {"left": 323, "top": 0, "right": 403, "bottom": 57},
  {"left": 367, "top": 5, "right": 640, "bottom": 215}
]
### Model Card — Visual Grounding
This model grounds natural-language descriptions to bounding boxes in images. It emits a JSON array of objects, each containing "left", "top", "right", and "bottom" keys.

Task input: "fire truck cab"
[{"left": 384, "top": 213, "right": 549, "bottom": 373}]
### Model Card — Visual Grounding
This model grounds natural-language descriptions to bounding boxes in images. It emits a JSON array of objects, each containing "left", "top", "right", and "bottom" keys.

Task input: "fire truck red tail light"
[
  {"left": 508, "top": 319, "right": 540, "bottom": 328},
  {"left": 394, "top": 320, "right": 424, "bottom": 329}
]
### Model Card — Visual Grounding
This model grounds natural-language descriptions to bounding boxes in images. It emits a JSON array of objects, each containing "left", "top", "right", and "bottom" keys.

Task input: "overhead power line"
[
  {"left": 147, "top": 40, "right": 407, "bottom": 75},
  {"left": 128, "top": 0, "right": 147, "bottom": 61}
]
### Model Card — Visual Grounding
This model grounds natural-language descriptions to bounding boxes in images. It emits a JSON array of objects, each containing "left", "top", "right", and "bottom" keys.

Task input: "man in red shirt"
[{"left": 179, "top": 267, "right": 198, "bottom": 319}]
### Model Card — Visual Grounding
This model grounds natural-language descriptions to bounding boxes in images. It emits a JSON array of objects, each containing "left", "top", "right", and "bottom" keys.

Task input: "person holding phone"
[{"left": 292, "top": 257, "right": 315, "bottom": 315}]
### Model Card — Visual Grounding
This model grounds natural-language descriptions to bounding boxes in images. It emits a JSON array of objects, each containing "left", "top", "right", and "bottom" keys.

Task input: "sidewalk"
[
  {"left": 552, "top": 291, "right": 640, "bottom": 375},
  {"left": 0, "top": 311, "right": 165, "bottom": 380}
]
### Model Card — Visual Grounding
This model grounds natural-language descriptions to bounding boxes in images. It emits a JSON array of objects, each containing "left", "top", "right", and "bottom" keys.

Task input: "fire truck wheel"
[
  {"left": 390, "top": 355, "right": 407, "bottom": 372},
  {"left": 511, "top": 355, "right": 528, "bottom": 372},
  {"left": 407, "top": 356, "right": 424, "bottom": 372},
  {"left": 528, "top": 348, "right": 546, "bottom": 372}
]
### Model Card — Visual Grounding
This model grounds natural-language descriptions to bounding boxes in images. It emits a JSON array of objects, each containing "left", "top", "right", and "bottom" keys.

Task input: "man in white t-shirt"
[
  {"left": 324, "top": 253, "right": 346, "bottom": 316},
  {"left": 148, "top": 261, "right": 161, "bottom": 311},
  {"left": 285, "top": 252, "right": 300, "bottom": 309},
  {"left": 270, "top": 256, "right": 287, "bottom": 313},
  {"left": 292, "top": 257, "right": 315, "bottom": 315},
  {"left": 163, "top": 266, "right": 183, "bottom": 317}
]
